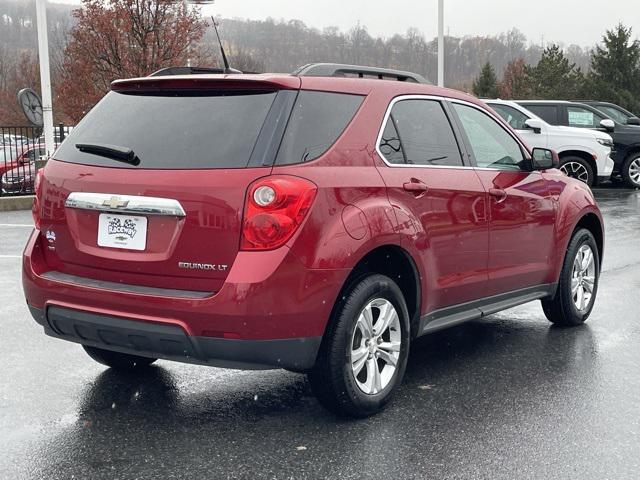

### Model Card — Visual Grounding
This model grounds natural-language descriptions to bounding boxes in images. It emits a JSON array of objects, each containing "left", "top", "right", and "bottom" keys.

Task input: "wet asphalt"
[{"left": 1, "top": 188, "right": 640, "bottom": 480}]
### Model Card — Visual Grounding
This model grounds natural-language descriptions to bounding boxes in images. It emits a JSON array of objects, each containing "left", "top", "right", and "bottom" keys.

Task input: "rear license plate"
[{"left": 98, "top": 213, "right": 147, "bottom": 251}]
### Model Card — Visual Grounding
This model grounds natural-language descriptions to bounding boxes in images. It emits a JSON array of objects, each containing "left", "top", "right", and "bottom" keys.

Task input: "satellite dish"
[{"left": 17, "top": 88, "right": 43, "bottom": 127}]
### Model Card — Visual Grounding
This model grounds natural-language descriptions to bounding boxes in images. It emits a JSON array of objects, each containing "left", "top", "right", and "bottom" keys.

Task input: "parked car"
[
  {"left": 1, "top": 162, "right": 35, "bottom": 195},
  {"left": 23, "top": 64, "right": 604, "bottom": 417},
  {"left": 37, "top": 126, "right": 73, "bottom": 146},
  {"left": 0, "top": 144, "right": 46, "bottom": 178},
  {"left": 517, "top": 100, "right": 640, "bottom": 188},
  {"left": 487, "top": 99, "right": 614, "bottom": 186},
  {"left": 577, "top": 100, "right": 640, "bottom": 126},
  {"left": 1, "top": 134, "right": 28, "bottom": 146}
]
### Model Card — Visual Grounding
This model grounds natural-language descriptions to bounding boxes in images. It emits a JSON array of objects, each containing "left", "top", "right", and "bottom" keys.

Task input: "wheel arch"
[
  {"left": 624, "top": 146, "right": 640, "bottom": 162},
  {"left": 573, "top": 212, "right": 604, "bottom": 268},
  {"left": 558, "top": 150, "right": 598, "bottom": 175},
  {"left": 327, "top": 244, "right": 422, "bottom": 339}
]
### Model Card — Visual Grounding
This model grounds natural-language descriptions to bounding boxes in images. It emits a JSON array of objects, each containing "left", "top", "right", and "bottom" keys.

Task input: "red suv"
[{"left": 23, "top": 64, "right": 603, "bottom": 417}]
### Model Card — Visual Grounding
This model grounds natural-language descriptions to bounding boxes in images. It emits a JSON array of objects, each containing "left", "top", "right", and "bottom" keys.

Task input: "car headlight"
[{"left": 597, "top": 138, "right": 614, "bottom": 148}]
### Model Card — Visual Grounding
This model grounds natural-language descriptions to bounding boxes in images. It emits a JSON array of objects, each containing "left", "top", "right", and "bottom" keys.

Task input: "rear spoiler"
[{"left": 111, "top": 75, "right": 301, "bottom": 93}]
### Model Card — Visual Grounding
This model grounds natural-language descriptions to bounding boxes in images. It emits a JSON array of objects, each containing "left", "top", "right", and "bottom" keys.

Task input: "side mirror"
[
  {"left": 524, "top": 118, "right": 544, "bottom": 134},
  {"left": 532, "top": 148, "right": 559, "bottom": 170},
  {"left": 600, "top": 119, "right": 615, "bottom": 132},
  {"left": 627, "top": 117, "right": 640, "bottom": 126}
]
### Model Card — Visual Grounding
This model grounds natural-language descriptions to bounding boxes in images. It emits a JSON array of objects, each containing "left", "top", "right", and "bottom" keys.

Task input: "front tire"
[
  {"left": 308, "top": 274, "right": 410, "bottom": 417},
  {"left": 621, "top": 153, "right": 640, "bottom": 188},
  {"left": 83, "top": 346, "right": 157, "bottom": 370},
  {"left": 542, "top": 228, "right": 600, "bottom": 326}
]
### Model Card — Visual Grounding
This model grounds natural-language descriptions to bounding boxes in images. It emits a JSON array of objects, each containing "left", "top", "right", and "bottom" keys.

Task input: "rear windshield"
[
  {"left": 56, "top": 89, "right": 364, "bottom": 169},
  {"left": 55, "top": 90, "right": 278, "bottom": 169}
]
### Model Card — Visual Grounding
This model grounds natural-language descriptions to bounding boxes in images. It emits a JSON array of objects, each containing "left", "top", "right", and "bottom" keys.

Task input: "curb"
[{"left": 0, "top": 195, "right": 34, "bottom": 212}]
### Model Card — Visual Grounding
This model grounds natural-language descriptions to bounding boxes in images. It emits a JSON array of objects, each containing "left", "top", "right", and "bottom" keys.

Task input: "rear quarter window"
[
  {"left": 275, "top": 91, "right": 364, "bottom": 165},
  {"left": 523, "top": 104, "right": 559, "bottom": 125}
]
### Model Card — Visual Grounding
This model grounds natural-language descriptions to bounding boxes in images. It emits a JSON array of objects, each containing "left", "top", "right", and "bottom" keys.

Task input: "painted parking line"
[
  {"left": 0, "top": 224, "right": 33, "bottom": 228},
  {"left": 0, "top": 255, "right": 21, "bottom": 259}
]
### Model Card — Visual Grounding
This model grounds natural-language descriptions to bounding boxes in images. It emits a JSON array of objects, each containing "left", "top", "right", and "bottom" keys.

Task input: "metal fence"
[{"left": 1, "top": 124, "right": 71, "bottom": 196}]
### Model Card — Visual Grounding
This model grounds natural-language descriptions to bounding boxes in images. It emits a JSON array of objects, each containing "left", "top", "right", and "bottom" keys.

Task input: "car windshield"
[{"left": 597, "top": 105, "right": 632, "bottom": 124}]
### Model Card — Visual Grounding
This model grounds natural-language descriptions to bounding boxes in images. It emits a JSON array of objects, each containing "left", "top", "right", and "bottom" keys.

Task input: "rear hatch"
[{"left": 38, "top": 76, "right": 300, "bottom": 293}]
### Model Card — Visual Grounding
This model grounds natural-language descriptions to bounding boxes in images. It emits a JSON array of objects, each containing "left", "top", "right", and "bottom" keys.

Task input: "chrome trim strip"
[
  {"left": 41, "top": 271, "right": 212, "bottom": 299},
  {"left": 374, "top": 94, "right": 532, "bottom": 170},
  {"left": 65, "top": 192, "right": 186, "bottom": 217}
]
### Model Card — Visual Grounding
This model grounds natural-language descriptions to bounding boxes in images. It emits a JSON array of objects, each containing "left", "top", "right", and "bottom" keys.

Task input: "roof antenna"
[{"left": 211, "top": 16, "right": 241, "bottom": 74}]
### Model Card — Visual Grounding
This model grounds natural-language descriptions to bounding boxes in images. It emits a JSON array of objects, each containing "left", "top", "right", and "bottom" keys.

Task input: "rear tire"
[
  {"left": 308, "top": 274, "right": 410, "bottom": 418},
  {"left": 621, "top": 153, "right": 640, "bottom": 188},
  {"left": 83, "top": 346, "right": 157, "bottom": 370},
  {"left": 559, "top": 156, "right": 594, "bottom": 186},
  {"left": 542, "top": 228, "right": 600, "bottom": 326}
]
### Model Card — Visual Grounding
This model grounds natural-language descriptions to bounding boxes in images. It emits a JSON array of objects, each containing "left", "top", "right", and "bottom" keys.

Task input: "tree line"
[
  {"left": 0, "top": 0, "right": 635, "bottom": 125},
  {"left": 473, "top": 24, "right": 640, "bottom": 112}
]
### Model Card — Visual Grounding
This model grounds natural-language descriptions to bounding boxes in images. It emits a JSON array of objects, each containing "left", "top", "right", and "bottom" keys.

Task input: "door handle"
[
  {"left": 489, "top": 188, "right": 507, "bottom": 203},
  {"left": 403, "top": 179, "right": 429, "bottom": 196}
]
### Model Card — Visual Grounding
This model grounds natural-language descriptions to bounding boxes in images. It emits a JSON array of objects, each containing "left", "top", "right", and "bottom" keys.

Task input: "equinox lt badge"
[{"left": 178, "top": 262, "right": 228, "bottom": 271}]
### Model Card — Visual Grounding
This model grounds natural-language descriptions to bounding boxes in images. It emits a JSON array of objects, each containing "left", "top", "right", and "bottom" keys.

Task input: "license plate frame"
[{"left": 97, "top": 213, "right": 147, "bottom": 251}]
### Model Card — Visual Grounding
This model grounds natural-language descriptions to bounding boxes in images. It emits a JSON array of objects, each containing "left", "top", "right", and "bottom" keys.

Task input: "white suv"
[{"left": 487, "top": 99, "right": 614, "bottom": 186}]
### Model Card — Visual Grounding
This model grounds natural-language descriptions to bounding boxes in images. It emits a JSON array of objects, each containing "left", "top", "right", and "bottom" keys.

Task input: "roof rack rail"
[
  {"left": 148, "top": 66, "right": 243, "bottom": 77},
  {"left": 292, "top": 63, "right": 429, "bottom": 84}
]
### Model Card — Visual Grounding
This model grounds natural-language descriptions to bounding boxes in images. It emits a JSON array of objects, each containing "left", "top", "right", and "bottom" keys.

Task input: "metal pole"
[
  {"left": 184, "top": 0, "right": 191, "bottom": 67},
  {"left": 35, "top": 0, "right": 54, "bottom": 156},
  {"left": 437, "top": 0, "right": 444, "bottom": 87}
]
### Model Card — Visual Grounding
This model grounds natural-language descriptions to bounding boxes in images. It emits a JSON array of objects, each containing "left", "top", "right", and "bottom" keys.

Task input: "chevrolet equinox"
[{"left": 23, "top": 63, "right": 604, "bottom": 417}]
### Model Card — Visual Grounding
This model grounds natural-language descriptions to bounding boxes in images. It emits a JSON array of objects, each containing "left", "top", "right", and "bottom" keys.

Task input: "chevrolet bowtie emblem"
[{"left": 102, "top": 196, "right": 129, "bottom": 209}]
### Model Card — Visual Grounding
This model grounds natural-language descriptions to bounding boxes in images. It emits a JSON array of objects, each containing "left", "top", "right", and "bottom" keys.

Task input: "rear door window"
[
  {"left": 55, "top": 90, "right": 280, "bottom": 169},
  {"left": 379, "top": 120, "right": 405, "bottom": 165},
  {"left": 378, "top": 99, "right": 464, "bottom": 167},
  {"left": 567, "top": 106, "right": 604, "bottom": 128}
]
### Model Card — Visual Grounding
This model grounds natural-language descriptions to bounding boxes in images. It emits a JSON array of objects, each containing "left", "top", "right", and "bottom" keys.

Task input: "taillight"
[
  {"left": 32, "top": 169, "right": 44, "bottom": 229},
  {"left": 241, "top": 175, "right": 317, "bottom": 251}
]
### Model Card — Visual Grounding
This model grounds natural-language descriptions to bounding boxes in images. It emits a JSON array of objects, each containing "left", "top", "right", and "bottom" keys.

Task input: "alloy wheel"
[
  {"left": 560, "top": 161, "right": 590, "bottom": 184},
  {"left": 629, "top": 157, "right": 640, "bottom": 186},
  {"left": 350, "top": 298, "right": 401, "bottom": 395},
  {"left": 571, "top": 244, "right": 596, "bottom": 312}
]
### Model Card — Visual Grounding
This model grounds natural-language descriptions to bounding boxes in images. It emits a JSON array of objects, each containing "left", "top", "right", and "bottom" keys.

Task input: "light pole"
[
  {"left": 35, "top": 0, "right": 54, "bottom": 155},
  {"left": 181, "top": 0, "right": 215, "bottom": 67},
  {"left": 437, "top": 0, "right": 444, "bottom": 87}
]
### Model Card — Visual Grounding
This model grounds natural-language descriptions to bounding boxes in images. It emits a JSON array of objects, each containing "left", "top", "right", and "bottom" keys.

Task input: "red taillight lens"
[
  {"left": 241, "top": 176, "right": 317, "bottom": 251},
  {"left": 32, "top": 169, "right": 44, "bottom": 229}
]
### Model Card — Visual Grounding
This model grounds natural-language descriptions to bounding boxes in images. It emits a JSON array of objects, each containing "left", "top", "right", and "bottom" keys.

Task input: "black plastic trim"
[
  {"left": 419, "top": 283, "right": 557, "bottom": 335},
  {"left": 30, "top": 306, "right": 320, "bottom": 371}
]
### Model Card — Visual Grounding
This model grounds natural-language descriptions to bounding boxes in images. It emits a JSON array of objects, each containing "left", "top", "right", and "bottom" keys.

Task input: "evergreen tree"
[
  {"left": 472, "top": 62, "right": 500, "bottom": 98},
  {"left": 525, "top": 44, "right": 584, "bottom": 99},
  {"left": 583, "top": 24, "right": 640, "bottom": 112}
]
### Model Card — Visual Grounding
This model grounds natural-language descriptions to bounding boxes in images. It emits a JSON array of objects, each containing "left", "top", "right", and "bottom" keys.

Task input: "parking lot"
[{"left": 1, "top": 187, "right": 639, "bottom": 480}]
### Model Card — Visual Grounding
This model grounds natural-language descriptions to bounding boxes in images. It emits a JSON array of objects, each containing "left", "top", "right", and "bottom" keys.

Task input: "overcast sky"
[{"left": 53, "top": 0, "right": 639, "bottom": 47}]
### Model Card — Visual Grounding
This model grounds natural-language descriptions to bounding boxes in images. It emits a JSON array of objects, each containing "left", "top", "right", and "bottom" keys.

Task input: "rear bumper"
[
  {"left": 23, "top": 229, "right": 349, "bottom": 370},
  {"left": 29, "top": 305, "right": 320, "bottom": 370}
]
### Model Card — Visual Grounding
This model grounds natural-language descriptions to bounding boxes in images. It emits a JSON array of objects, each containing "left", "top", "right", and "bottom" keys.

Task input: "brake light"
[
  {"left": 32, "top": 169, "right": 44, "bottom": 229},
  {"left": 241, "top": 176, "right": 317, "bottom": 251}
]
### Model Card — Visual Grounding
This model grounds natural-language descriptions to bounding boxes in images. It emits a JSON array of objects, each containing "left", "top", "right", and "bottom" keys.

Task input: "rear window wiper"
[{"left": 75, "top": 143, "right": 140, "bottom": 166}]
